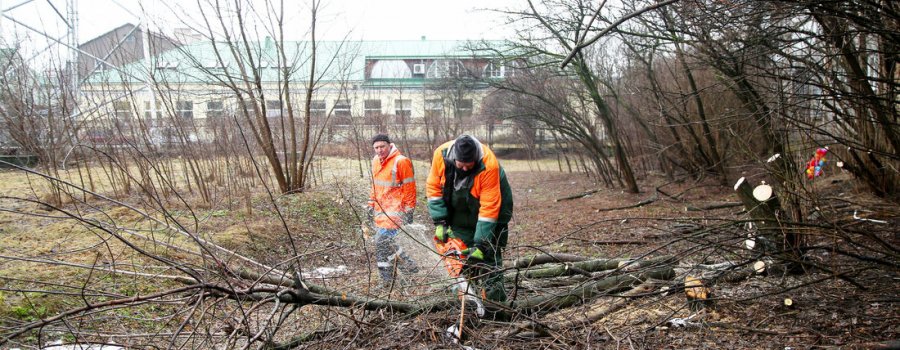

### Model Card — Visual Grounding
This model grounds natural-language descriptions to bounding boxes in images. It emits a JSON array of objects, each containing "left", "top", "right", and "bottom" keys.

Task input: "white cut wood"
[
  {"left": 753, "top": 260, "right": 767, "bottom": 274},
  {"left": 753, "top": 184, "right": 773, "bottom": 201},
  {"left": 734, "top": 177, "right": 746, "bottom": 191},
  {"left": 745, "top": 236, "right": 756, "bottom": 250}
]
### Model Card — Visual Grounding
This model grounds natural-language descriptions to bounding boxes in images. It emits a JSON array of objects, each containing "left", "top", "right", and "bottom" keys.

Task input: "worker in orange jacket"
[
  {"left": 427, "top": 134, "right": 513, "bottom": 302},
  {"left": 367, "top": 134, "right": 418, "bottom": 286}
]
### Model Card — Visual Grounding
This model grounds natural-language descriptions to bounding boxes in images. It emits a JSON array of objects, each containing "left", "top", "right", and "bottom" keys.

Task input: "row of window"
[
  {"left": 159, "top": 59, "right": 508, "bottom": 80},
  {"left": 369, "top": 60, "right": 507, "bottom": 80},
  {"left": 111, "top": 98, "right": 475, "bottom": 121}
]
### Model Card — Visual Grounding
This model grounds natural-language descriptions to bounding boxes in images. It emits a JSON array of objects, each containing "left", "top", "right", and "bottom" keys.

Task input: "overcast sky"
[{"left": 1, "top": 0, "right": 520, "bottom": 56}]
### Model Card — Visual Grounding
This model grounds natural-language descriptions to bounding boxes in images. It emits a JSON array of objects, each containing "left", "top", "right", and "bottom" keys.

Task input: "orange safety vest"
[
  {"left": 369, "top": 145, "right": 416, "bottom": 229},
  {"left": 426, "top": 139, "right": 503, "bottom": 225}
]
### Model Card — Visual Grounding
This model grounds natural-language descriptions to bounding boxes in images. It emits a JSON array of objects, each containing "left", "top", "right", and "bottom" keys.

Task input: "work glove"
[
  {"left": 462, "top": 242, "right": 491, "bottom": 262},
  {"left": 403, "top": 210, "right": 414, "bottom": 225},
  {"left": 463, "top": 247, "right": 485, "bottom": 261},
  {"left": 434, "top": 220, "right": 451, "bottom": 243}
]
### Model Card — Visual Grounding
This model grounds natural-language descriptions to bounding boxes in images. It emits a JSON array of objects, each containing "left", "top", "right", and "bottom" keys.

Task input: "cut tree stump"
[{"left": 734, "top": 177, "right": 802, "bottom": 271}]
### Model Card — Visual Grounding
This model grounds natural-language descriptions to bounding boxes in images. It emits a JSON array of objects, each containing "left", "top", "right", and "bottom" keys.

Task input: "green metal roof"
[{"left": 83, "top": 39, "right": 512, "bottom": 85}]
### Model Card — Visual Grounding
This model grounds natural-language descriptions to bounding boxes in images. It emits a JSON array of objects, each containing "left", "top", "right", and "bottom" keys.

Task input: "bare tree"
[{"left": 496, "top": 0, "right": 641, "bottom": 193}]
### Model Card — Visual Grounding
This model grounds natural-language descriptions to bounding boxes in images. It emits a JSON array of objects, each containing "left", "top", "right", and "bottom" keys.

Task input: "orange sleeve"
[
  {"left": 426, "top": 143, "right": 450, "bottom": 221},
  {"left": 426, "top": 145, "right": 447, "bottom": 201},
  {"left": 476, "top": 163, "right": 502, "bottom": 222},
  {"left": 398, "top": 157, "right": 416, "bottom": 211}
]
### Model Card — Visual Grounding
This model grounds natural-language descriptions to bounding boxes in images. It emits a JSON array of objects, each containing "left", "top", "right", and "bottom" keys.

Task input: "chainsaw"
[{"left": 433, "top": 236, "right": 485, "bottom": 319}]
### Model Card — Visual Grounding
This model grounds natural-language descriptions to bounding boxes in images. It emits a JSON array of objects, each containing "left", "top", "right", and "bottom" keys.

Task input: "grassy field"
[{"left": 0, "top": 155, "right": 567, "bottom": 343}]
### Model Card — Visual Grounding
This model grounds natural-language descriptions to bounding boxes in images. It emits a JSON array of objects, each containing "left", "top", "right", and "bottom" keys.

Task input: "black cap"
[
  {"left": 371, "top": 134, "right": 391, "bottom": 144},
  {"left": 455, "top": 135, "right": 479, "bottom": 163}
]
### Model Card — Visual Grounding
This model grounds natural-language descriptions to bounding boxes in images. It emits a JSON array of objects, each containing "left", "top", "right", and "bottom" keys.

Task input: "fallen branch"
[
  {"left": 596, "top": 192, "right": 659, "bottom": 212},
  {"left": 685, "top": 202, "right": 743, "bottom": 211},
  {"left": 509, "top": 281, "right": 656, "bottom": 337},
  {"left": 555, "top": 189, "right": 600, "bottom": 202},
  {"left": 703, "top": 321, "right": 797, "bottom": 335},
  {"left": 511, "top": 267, "right": 675, "bottom": 314},
  {"left": 506, "top": 255, "right": 676, "bottom": 281},
  {"left": 567, "top": 237, "right": 649, "bottom": 245},
  {"left": 553, "top": 281, "right": 655, "bottom": 328},
  {"left": 513, "top": 253, "right": 591, "bottom": 269}
]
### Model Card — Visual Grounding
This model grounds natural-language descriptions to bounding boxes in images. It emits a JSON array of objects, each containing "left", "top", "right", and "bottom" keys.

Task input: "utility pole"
[
  {"left": 142, "top": 16, "right": 158, "bottom": 144},
  {"left": 67, "top": 0, "right": 79, "bottom": 108}
]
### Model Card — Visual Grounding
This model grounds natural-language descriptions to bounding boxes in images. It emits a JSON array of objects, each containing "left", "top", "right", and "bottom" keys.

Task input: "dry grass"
[{"left": 5, "top": 155, "right": 895, "bottom": 348}]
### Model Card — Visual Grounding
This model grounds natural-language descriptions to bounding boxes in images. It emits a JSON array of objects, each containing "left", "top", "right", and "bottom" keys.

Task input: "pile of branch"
[{"left": 496, "top": 253, "right": 677, "bottom": 336}]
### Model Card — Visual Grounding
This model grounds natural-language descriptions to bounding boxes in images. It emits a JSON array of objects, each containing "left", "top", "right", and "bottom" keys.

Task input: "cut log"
[
  {"left": 674, "top": 262, "right": 758, "bottom": 284},
  {"left": 506, "top": 255, "right": 676, "bottom": 281},
  {"left": 751, "top": 259, "right": 788, "bottom": 276},
  {"left": 511, "top": 267, "right": 674, "bottom": 314},
  {"left": 753, "top": 260, "right": 767, "bottom": 274},
  {"left": 684, "top": 275, "right": 709, "bottom": 300},
  {"left": 685, "top": 275, "right": 711, "bottom": 310},
  {"left": 752, "top": 183, "right": 773, "bottom": 201},
  {"left": 513, "top": 253, "right": 590, "bottom": 269}
]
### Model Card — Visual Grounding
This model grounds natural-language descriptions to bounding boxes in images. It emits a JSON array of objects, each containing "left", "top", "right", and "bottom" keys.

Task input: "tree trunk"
[{"left": 734, "top": 177, "right": 802, "bottom": 264}]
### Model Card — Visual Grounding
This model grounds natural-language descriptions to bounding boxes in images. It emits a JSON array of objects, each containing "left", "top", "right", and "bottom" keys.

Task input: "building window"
[
  {"left": 334, "top": 99, "right": 352, "bottom": 117},
  {"left": 426, "top": 60, "right": 465, "bottom": 79},
  {"left": 334, "top": 99, "right": 352, "bottom": 125},
  {"left": 364, "top": 99, "right": 382, "bottom": 117},
  {"left": 143, "top": 101, "right": 163, "bottom": 119},
  {"left": 265, "top": 100, "right": 282, "bottom": 118},
  {"left": 484, "top": 62, "right": 505, "bottom": 78},
  {"left": 241, "top": 100, "right": 258, "bottom": 117},
  {"left": 207, "top": 101, "right": 225, "bottom": 118},
  {"left": 395, "top": 99, "right": 412, "bottom": 123},
  {"left": 176, "top": 101, "right": 193, "bottom": 119},
  {"left": 369, "top": 60, "right": 413, "bottom": 79},
  {"left": 113, "top": 101, "right": 133, "bottom": 120},
  {"left": 425, "top": 99, "right": 443, "bottom": 118},
  {"left": 309, "top": 100, "right": 326, "bottom": 119},
  {"left": 456, "top": 99, "right": 473, "bottom": 118},
  {"left": 364, "top": 99, "right": 382, "bottom": 125}
]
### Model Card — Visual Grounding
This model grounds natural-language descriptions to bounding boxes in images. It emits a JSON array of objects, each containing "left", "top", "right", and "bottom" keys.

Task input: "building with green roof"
[{"left": 79, "top": 37, "right": 515, "bottom": 145}]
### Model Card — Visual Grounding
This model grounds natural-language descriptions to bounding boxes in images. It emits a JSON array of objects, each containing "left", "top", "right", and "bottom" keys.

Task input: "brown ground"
[
  {"left": 1, "top": 163, "right": 898, "bottom": 349},
  {"left": 366, "top": 169, "right": 900, "bottom": 350}
]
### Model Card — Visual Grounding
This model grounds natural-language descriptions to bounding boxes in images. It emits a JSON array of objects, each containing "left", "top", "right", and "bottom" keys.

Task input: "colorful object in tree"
[{"left": 805, "top": 147, "right": 828, "bottom": 179}]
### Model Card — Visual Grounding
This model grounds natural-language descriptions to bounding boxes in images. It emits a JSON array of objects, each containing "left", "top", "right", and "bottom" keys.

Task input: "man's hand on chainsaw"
[
  {"left": 462, "top": 247, "right": 484, "bottom": 261},
  {"left": 434, "top": 221, "right": 451, "bottom": 243},
  {"left": 462, "top": 242, "right": 491, "bottom": 263}
]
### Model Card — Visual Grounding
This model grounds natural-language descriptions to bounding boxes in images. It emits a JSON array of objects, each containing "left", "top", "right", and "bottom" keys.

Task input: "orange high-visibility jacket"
[
  {"left": 369, "top": 145, "right": 416, "bottom": 229},
  {"left": 426, "top": 139, "right": 503, "bottom": 237}
]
